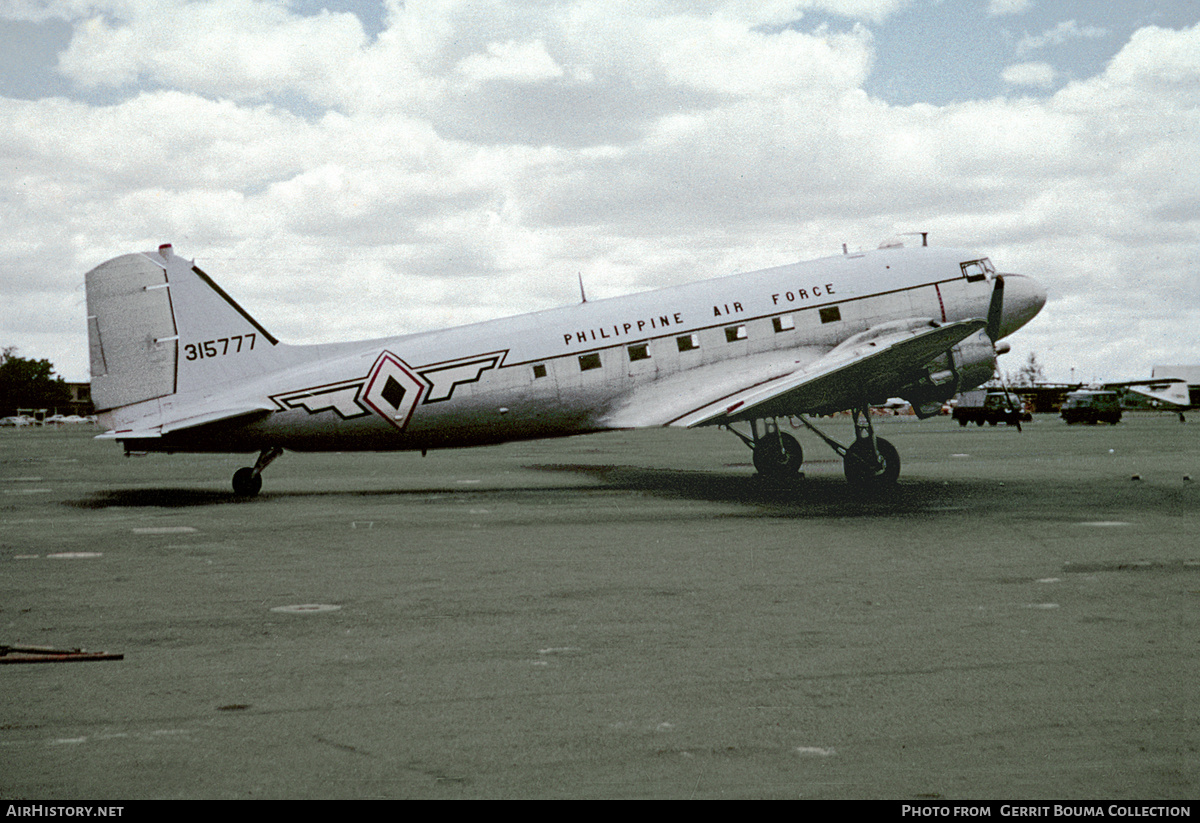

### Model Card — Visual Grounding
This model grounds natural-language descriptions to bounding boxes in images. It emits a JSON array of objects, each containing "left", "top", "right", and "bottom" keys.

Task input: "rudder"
[{"left": 86, "top": 252, "right": 177, "bottom": 411}]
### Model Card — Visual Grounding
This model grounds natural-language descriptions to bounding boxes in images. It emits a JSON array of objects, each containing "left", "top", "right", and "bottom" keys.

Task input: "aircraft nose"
[{"left": 998, "top": 273, "right": 1047, "bottom": 338}]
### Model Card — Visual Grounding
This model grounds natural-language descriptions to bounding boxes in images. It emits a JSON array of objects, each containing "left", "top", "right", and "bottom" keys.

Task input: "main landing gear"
[
  {"left": 728, "top": 419, "right": 804, "bottom": 483},
  {"left": 232, "top": 447, "right": 282, "bottom": 497},
  {"left": 839, "top": 410, "right": 900, "bottom": 489},
  {"left": 726, "top": 406, "right": 900, "bottom": 492}
]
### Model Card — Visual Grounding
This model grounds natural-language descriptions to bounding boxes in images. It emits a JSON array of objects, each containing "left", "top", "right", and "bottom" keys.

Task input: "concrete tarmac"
[{"left": 2, "top": 415, "right": 1198, "bottom": 799}]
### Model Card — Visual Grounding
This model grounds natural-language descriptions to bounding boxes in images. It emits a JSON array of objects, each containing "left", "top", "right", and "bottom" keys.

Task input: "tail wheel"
[
  {"left": 843, "top": 438, "right": 900, "bottom": 489},
  {"left": 231, "top": 447, "right": 282, "bottom": 497},
  {"left": 753, "top": 431, "right": 803, "bottom": 481},
  {"left": 232, "top": 467, "right": 263, "bottom": 497}
]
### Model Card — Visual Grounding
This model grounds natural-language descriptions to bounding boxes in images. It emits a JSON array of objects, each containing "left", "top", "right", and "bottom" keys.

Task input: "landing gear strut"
[
  {"left": 728, "top": 405, "right": 900, "bottom": 492},
  {"left": 753, "top": 429, "right": 803, "bottom": 481},
  {"left": 794, "top": 407, "right": 900, "bottom": 491},
  {"left": 841, "top": 408, "right": 900, "bottom": 489},
  {"left": 232, "top": 447, "right": 282, "bottom": 497},
  {"left": 725, "top": 419, "right": 805, "bottom": 483}
]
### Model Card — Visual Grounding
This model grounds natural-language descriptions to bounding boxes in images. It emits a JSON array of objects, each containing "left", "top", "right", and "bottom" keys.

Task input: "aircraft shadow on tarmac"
[
  {"left": 527, "top": 463, "right": 1198, "bottom": 519},
  {"left": 66, "top": 487, "right": 256, "bottom": 509},
  {"left": 64, "top": 463, "right": 1024, "bottom": 518},
  {"left": 526, "top": 463, "right": 961, "bottom": 515}
]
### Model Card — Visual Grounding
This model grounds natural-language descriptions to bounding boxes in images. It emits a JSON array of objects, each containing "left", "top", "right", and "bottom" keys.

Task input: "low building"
[{"left": 65, "top": 382, "right": 93, "bottom": 416}]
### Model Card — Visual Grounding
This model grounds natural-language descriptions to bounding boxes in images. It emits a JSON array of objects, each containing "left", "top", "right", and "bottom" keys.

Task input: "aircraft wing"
[
  {"left": 655, "top": 318, "right": 986, "bottom": 428},
  {"left": 1109, "top": 379, "right": 1191, "bottom": 409}
]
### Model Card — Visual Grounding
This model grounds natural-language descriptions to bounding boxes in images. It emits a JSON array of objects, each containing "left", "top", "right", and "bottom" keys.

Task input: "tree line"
[{"left": 0, "top": 347, "right": 76, "bottom": 417}]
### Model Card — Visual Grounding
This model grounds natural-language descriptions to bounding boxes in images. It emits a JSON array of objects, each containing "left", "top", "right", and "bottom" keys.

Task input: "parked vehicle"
[
  {"left": 44, "top": 414, "right": 90, "bottom": 425},
  {"left": 953, "top": 390, "right": 1031, "bottom": 426},
  {"left": 1060, "top": 390, "right": 1122, "bottom": 424}
]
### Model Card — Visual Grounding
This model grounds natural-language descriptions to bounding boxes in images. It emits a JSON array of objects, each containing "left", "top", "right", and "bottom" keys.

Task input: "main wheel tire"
[
  {"left": 843, "top": 437, "right": 900, "bottom": 490},
  {"left": 232, "top": 466, "right": 263, "bottom": 497},
  {"left": 753, "top": 431, "right": 803, "bottom": 481}
]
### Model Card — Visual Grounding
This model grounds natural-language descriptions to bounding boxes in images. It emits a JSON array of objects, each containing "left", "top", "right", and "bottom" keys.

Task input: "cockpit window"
[{"left": 960, "top": 258, "right": 996, "bottom": 282}]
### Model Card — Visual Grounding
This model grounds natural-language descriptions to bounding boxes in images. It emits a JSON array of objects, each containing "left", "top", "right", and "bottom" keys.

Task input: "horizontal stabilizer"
[{"left": 97, "top": 405, "right": 274, "bottom": 440}]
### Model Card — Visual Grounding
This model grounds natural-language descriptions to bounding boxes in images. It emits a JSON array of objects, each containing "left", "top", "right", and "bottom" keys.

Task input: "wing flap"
[
  {"left": 672, "top": 318, "right": 986, "bottom": 428},
  {"left": 598, "top": 347, "right": 829, "bottom": 430}
]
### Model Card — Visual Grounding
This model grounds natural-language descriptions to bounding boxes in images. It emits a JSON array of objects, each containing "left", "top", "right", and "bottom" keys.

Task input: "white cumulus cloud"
[
  {"left": 1002, "top": 61, "right": 1057, "bottom": 88},
  {"left": 987, "top": 0, "right": 1033, "bottom": 16},
  {"left": 0, "top": 3, "right": 1197, "bottom": 387},
  {"left": 1016, "top": 19, "right": 1108, "bottom": 57}
]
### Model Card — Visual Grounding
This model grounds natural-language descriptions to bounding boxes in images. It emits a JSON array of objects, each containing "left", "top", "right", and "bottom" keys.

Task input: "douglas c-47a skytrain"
[{"left": 84, "top": 238, "right": 1046, "bottom": 496}]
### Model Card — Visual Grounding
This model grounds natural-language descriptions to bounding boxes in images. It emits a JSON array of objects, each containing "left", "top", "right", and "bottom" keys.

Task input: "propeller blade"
[
  {"left": 986, "top": 276, "right": 1021, "bottom": 431},
  {"left": 1006, "top": 384, "right": 1022, "bottom": 433},
  {"left": 995, "top": 371, "right": 1023, "bottom": 433},
  {"left": 986, "top": 274, "right": 1006, "bottom": 342}
]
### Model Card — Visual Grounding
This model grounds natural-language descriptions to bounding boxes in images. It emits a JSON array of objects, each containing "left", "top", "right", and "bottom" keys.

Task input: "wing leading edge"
[{"left": 668, "top": 318, "right": 987, "bottom": 428}]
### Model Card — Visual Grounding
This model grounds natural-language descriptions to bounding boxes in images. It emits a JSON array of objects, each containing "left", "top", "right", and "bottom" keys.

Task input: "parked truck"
[
  {"left": 1060, "top": 390, "right": 1122, "bottom": 424},
  {"left": 952, "top": 390, "right": 1031, "bottom": 426}
]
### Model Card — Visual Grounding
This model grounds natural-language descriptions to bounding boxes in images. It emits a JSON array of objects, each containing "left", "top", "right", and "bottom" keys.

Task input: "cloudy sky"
[{"left": 2, "top": 0, "right": 1197, "bottom": 387}]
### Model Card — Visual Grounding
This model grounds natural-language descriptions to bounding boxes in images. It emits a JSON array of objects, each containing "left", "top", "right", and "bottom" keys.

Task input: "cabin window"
[
  {"left": 677, "top": 334, "right": 700, "bottom": 352},
  {"left": 960, "top": 258, "right": 995, "bottom": 282},
  {"left": 579, "top": 353, "right": 602, "bottom": 371},
  {"left": 627, "top": 343, "right": 650, "bottom": 362},
  {"left": 819, "top": 307, "right": 841, "bottom": 324},
  {"left": 725, "top": 325, "right": 747, "bottom": 343},
  {"left": 772, "top": 315, "right": 795, "bottom": 333},
  {"left": 532, "top": 364, "right": 547, "bottom": 379}
]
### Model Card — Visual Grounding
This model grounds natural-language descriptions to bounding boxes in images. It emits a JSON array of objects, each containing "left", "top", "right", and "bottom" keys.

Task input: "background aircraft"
[
  {"left": 84, "top": 241, "right": 1045, "bottom": 496},
  {"left": 1112, "top": 378, "right": 1193, "bottom": 419}
]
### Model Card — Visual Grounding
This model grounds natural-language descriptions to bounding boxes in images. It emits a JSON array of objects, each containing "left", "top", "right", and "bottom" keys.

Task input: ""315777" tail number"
[{"left": 184, "top": 334, "right": 257, "bottom": 361}]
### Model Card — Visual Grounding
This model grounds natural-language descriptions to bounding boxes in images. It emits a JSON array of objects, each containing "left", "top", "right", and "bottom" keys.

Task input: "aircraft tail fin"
[{"left": 86, "top": 244, "right": 287, "bottom": 414}]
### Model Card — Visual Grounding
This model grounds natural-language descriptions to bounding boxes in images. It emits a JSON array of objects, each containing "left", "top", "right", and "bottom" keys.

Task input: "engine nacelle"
[{"left": 900, "top": 332, "right": 998, "bottom": 418}]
